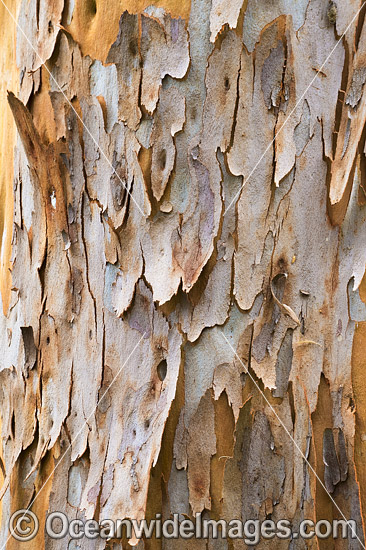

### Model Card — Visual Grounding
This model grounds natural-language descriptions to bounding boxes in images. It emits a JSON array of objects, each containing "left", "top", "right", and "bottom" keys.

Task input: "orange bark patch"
[
  {"left": 0, "top": 0, "right": 20, "bottom": 314},
  {"left": 8, "top": 445, "right": 57, "bottom": 550},
  {"left": 311, "top": 375, "right": 335, "bottom": 550},
  {"left": 352, "top": 321, "right": 366, "bottom": 533},
  {"left": 66, "top": 0, "right": 191, "bottom": 62}
]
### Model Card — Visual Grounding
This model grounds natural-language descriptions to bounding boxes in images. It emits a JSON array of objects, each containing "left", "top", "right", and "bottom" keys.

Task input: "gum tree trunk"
[{"left": 1, "top": 0, "right": 366, "bottom": 548}]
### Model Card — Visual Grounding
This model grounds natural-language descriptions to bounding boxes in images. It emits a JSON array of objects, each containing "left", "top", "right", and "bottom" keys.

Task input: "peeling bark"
[{"left": 1, "top": 1, "right": 366, "bottom": 549}]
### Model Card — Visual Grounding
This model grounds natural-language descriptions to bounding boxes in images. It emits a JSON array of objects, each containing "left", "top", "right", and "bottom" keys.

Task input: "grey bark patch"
[
  {"left": 241, "top": 411, "right": 285, "bottom": 519},
  {"left": 68, "top": 461, "right": 87, "bottom": 507},
  {"left": 106, "top": 12, "right": 141, "bottom": 130},
  {"left": 346, "top": 67, "right": 366, "bottom": 109},
  {"left": 273, "top": 328, "right": 293, "bottom": 398},
  {"left": 90, "top": 61, "right": 119, "bottom": 133},
  {"left": 323, "top": 428, "right": 340, "bottom": 493},
  {"left": 252, "top": 322, "right": 273, "bottom": 363},
  {"left": 20, "top": 326, "right": 37, "bottom": 373},
  {"left": 294, "top": 100, "right": 311, "bottom": 157},
  {"left": 348, "top": 277, "right": 366, "bottom": 321},
  {"left": 341, "top": 117, "right": 352, "bottom": 159},
  {"left": 103, "top": 262, "right": 120, "bottom": 314},
  {"left": 337, "top": 429, "right": 348, "bottom": 482},
  {"left": 252, "top": 273, "right": 287, "bottom": 364},
  {"left": 261, "top": 40, "right": 285, "bottom": 110}
]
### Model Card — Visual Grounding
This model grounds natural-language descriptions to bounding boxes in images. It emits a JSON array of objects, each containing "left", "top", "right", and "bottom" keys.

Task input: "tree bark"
[{"left": 1, "top": 0, "right": 366, "bottom": 548}]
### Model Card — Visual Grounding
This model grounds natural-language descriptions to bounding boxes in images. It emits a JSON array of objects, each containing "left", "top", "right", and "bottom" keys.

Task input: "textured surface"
[{"left": 1, "top": 0, "right": 366, "bottom": 549}]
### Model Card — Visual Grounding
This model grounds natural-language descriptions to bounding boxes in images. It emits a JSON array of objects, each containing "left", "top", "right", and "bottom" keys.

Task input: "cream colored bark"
[{"left": 1, "top": 1, "right": 366, "bottom": 549}]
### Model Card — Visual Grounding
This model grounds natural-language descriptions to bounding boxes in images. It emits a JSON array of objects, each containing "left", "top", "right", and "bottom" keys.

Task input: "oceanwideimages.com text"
[{"left": 9, "top": 510, "right": 359, "bottom": 544}]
